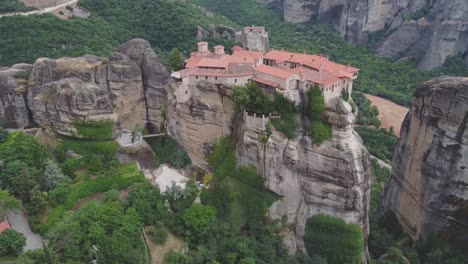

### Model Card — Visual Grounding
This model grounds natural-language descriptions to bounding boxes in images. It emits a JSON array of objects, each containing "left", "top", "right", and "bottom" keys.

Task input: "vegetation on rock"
[
  {"left": 355, "top": 126, "right": 398, "bottom": 163},
  {"left": 304, "top": 214, "right": 364, "bottom": 264}
]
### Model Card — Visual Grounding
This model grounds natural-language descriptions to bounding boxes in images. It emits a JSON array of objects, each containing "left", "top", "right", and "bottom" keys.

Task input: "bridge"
[{"left": 142, "top": 133, "right": 166, "bottom": 139}]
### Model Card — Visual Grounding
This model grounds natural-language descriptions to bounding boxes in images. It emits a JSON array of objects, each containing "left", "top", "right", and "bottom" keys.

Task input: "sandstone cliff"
[
  {"left": 237, "top": 98, "right": 371, "bottom": 254},
  {"left": 167, "top": 80, "right": 236, "bottom": 166},
  {"left": 167, "top": 78, "right": 372, "bottom": 255},
  {"left": 257, "top": 0, "right": 468, "bottom": 70},
  {"left": 0, "top": 39, "right": 169, "bottom": 136},
  {"left": 0, "top": 64, "right": 32, "bottom": 128},
  {"left": 382, "top": 77, "right": 468, "bottom": 251}
]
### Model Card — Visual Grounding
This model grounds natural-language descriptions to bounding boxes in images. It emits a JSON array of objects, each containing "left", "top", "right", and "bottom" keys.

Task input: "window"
[
  {"left": 215, "top": 76, "right": 218, "bottom": 80},
  {"left": 185, "top": 91, "right": 188, "bottom": 94},
  {"left": 205, "top": 76, "right": 208, "bottom": 80},
  {"left": 196, "top": 76, "right": 198, "bottom": 79},
  {"left": 235, "top": 79, "right": 237, "bottom": 83}
]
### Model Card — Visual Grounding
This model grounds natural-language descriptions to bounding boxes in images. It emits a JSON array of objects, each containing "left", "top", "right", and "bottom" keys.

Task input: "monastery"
[{"left": 172, "top": 31, "right": 359, "bottom": 104}]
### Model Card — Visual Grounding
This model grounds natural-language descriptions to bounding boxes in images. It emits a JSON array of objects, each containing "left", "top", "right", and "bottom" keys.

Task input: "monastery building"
[{"left": 171, "top": 41, "right": 359, "bottom": 104}]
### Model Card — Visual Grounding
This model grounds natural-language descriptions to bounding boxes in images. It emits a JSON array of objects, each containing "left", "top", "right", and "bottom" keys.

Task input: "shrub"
[
  {"left": 304, "top": 214, "right": 364, "bottom": 264},
  {"left": 73, "top": 119, "right": 114, "bottom": 140},
  {"left": 233, "top": 82, "right": 273, "bottom": 114},
  {"left": 311, "top": 120, "right": 332, "bottom": 144},
  {"left": 148, "top": 226, "right": 168, "bottom": 245},
  {"left": 64, "top": 172, "right": 144, "bottom": 210},
  {"left": 104, "top": 189, "right": 120, "bottom": 203},
  {"left": 87, "top": 155, "right": 104, "bottom": 173},
  {"left": 307, "top": 87, "right": 326, "bottom": 121},
  {"left": 62, "top": 157, "right": 85, "bottom": 178},
  {"left": 49, "top": 183, "right": 71, "bottom": 205},
  {"left": 202, "top": 173, "right": 214, "bottom": 186},
  {"left": 0, "top": 229, "right": 26, "bottom": 256},
  {"left": 166, "top": 180, "right": 198, "bottom": 213}
]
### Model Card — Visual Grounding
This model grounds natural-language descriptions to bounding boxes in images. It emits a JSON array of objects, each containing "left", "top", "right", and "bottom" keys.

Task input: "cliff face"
[
  {"left": 383, "top": 77, "right": 468, "bottom": 250},
  {"left": 0, "top": 64, "right": 32, "bottom": 128},
  {"left": 167, "top": 80, "right": 236, "bottom": 166},
  {"left": 257, "top": 0, "right": 468, "bottom": 70},
  {"left": 237, "top": 98, "right": 371, "bottom": 253},
  {"left": 0, "top": 39, "right": 168, "bottom": 136}
]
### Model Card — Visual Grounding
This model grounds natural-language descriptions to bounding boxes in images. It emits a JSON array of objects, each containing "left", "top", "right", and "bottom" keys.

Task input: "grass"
[
  {"left": 145, "top": 228, "right": 184, "bottom": 264},
  {"left": 60, "top": 137, "right": 118, "bottom": 158},
  {"left": 73, "top": 119, "right": 114, "bottom": 140},
  {"left": 41, "top": 163, "right": 144, "bottom": 233}
]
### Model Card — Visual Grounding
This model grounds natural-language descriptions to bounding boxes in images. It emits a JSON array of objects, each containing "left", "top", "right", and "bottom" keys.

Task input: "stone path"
[{"left": 7, "top": 211, "right": 44, "bottom": 251}]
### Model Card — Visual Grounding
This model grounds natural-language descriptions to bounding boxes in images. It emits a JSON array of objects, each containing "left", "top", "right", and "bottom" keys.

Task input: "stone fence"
[{"left": 243, "top": 110, "right": 280, "bottom": 130}]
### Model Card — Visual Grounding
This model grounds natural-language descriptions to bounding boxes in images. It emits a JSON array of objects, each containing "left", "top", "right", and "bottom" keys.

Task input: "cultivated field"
[{"left": 364, "top": 94, "right": 409, "bottom": 137}]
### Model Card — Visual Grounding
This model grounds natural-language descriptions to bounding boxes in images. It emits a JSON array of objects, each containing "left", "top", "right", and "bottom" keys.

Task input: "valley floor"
[{"left": 364, "top": 94, "right": 409, "bottom": 137}]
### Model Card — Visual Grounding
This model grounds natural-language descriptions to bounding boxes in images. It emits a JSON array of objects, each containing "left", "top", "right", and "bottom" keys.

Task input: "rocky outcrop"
[
  {"left": 167, "top": 80, "right": 236, "bottom": 166},
  {"left": 262, "top": 0, "right": 399, "bottom": 46},
  {"left": 237, "top": 98, "right": 371, "bottom": 253},
  {"left": 382, "top": 77, "right": 468, "bottom": 251},
  {"left": 235, "top": 26, "right": 271, "bottom": 52},
  {"left": 257, "top": 0, "right": 468, "bottom": 69},
  {"left": 377, "top": 0, "right": 468, "bottom": 70},
  {"left": 0, "top": 64, "right": 32, "bottom": 128},
  {"left": 0, "top": 39, "right": 169, "bottom": 135}
]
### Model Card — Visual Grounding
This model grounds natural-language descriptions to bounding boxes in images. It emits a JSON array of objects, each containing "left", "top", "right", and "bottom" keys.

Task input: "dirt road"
[
  {"left": 0, "top": 0, "right": 77, "bottom": 18},
  {"left": 364, "top": 94, "right": 409, "bottom": 137}
]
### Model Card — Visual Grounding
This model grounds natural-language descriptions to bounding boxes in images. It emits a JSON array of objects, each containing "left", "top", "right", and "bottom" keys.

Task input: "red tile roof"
[
  {"left": 187, "top": 63, "right": 255, "bottom": 77},
  {"left": 256, "top": 64, "right": 294, "bottom": 80},
  {"left": 290, "top": 67, "right": 341, "bottom": 86},
  {"left": 231, "top": 46, "right": 244, "bottom": 52},
  {"left": 230, "top": 50, "right": 264, "bottom": 64},
  {"left": 0, "top": 221, "right": 11, "bottom": 234},
  {"left": 252, "top": 76, "right": 279, "bottom": 87},
  {"left": 198, "top": 57, "right": 230, "bottom": 68},
  {"left": 263, "top": 50, "right": 359, "bottom": 79}
]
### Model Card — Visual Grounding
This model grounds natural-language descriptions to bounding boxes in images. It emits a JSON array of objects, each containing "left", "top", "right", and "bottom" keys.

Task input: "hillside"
[
  {"left": 192, "top": 0, "right": 468, "bottom": 106},
  {"left": 0, "top": 0, "right": 237, "bottom": 66}
]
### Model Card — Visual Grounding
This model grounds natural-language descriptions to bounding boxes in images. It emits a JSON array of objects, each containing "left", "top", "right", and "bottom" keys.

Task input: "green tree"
[
  {"left": 182, "top": 204, "right": 217, "bottom": 234},
  {"left": 233, "top": 82, "right": 273, "bottom": 114},
  {"left": 87, "top": 155, "right": 104, "bottom": 173},
  {"left": 42, "top": 159, "right": 67, "bottom": 191},
  {"left": 0, "top": 189, "right": 20, "bottom": 218},
  {"left": 104, "top": 189, "right": 120, "bottom": 203},
  {"left": 48, "top": 202, "right": 143, "bottom": 263},
  {"left": 0, "top": 160, "right": 39, "bottom": 201},
  {"left": 126, "top": 181, "right": 166, "bottom": 225},
  {"left": 167, "top": 48, "right": 185, "bottom": 71},
  {"left": 48, "top": 183, "right": 70, "bottom": 206},
  {"left": 308, "top": 86, "right": 326, "bottom": 121},
  {"left": 0, "top": 229, "right": 26, "bottom": 256},
  {"left": 26, "top": 186, "right": 47, "bottom": 216},
  {"left": 0, "top": 132, "right": 45, "bottom": 169},
  {"left": 311, "top": 120, "right": 332, "bottom": 144},
  {"left": 304, "top": 214, "right": 364, "bottom": 264}
]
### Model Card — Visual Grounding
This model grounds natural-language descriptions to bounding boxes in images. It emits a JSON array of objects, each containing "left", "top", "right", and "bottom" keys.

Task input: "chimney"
[
  {"left": 197, "top": 42, "right": 208, "bottom": 53},
  {"left": 281, "top": 47, "right": 285, "bottom": 51},
  {"left": 214, "top": 45, "right": 225, "bottom": 55},
  {"left": 319, "top": 65, "right": 324, "bottom": 84},
  {"left": 303, "top": 50, "right": 307, "bottom": 54}
]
